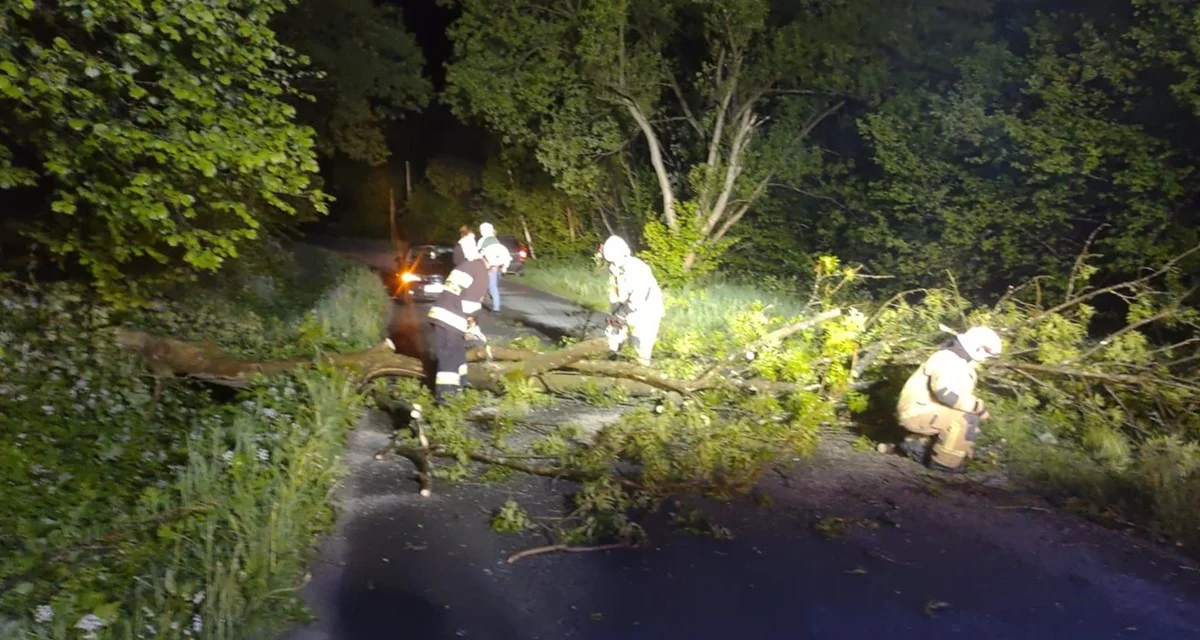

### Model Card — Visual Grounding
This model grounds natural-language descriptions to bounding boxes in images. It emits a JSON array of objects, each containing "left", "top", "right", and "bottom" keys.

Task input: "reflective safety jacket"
[
  {"left": 428, "top": 259, "right": 488, "bottom": 333},
  {"left": 897, "top": 341, "right": 986, "bottom": 419},
  {"left": 608, "top": 256, "right": 664, "bottom": 320}
]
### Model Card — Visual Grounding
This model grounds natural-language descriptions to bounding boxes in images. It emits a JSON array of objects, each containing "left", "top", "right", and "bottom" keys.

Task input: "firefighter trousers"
[
  {"left": 899, "top": 406, "right": 981, "bottom": 470},
  {"left": 432, "top": 322, "right": 467, "bottom": 402}
]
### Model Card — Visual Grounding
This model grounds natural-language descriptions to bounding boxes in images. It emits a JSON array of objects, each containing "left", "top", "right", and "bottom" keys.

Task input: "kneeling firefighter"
[
  {"left": 599, "top": 236, "right": 664, "bottom": 367},
  {"left": 427, "top": 243, "right": 512, "bottom": 403},
  {"left": 895, "top": 326, "right": 1002, "bottom": 473}
]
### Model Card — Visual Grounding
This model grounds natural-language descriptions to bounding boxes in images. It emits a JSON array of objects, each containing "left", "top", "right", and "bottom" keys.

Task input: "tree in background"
[
  {"left": 480, "top": 150, "right": 596, "bottom": 260},
  {"left": 443, "top": 0, "right": 989, "bottom": 279},
  {"left": 274, "top": 0, "right": 432, "bottom": 166},
  {"left": 835, "top": 11, "right": 1200, "bottom": 293},
  {"left": 0, "top": 0, "right": 329, "bottom": 303}
]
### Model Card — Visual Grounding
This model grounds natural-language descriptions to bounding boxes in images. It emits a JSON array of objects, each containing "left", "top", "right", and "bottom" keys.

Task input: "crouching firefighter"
[
  {"left": 895, "top": 326, "right": 1002, "bottom": 473},
  {"left": 427, "top": 243, "right": 513, "bottom": 404},
  {"left": 599, "top": 236, "right": 664, "bottom": 367}
]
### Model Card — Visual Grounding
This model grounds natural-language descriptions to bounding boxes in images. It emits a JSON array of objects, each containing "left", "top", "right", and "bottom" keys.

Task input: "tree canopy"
[
  {"left": 0, "top": 0, "right": 329, "bottom": 302},
  {"left": 443, "top": 0, "right": 990, "bottom": 275},
  {"left": 274, "top": 0, "right": 432, "bottom": 165}
]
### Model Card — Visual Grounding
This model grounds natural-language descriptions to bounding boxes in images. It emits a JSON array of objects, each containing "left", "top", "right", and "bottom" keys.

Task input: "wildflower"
[
  {"left": 76, "top": 613, "right": 107, "bottom": 637},
  {"left": 192, "top": 614, "right": 203, "bottom": 633},
  {"left": 262, "top": 407, "right": 279, "bottom": 419},
  {"left": 222, "top": 450, "right": 235, "bottom": 463},
  {"left": 34, "top": 604, "right": 53, "bottom": 623},
  {"left": 192, "top": 591, "right": 205, "bottom": 605},
  {"left": 256, "top": 448, "right": 269, "bottom": 462},
  {"left": 41, "top": 404, "right": 55, "bottom": 416}
]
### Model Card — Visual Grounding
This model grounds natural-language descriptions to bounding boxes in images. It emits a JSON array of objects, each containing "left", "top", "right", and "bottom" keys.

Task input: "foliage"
[
  {"left": 0, "top": 258, "right": 374, "bottom": 636},
  {"left": 491, "top": 499, "right": 536, "bottom": 534},
  {"left": 0, "top": 0, "right": 330, "bottom": 304},
  {"left": 274, "top": 0, "right": 432, "bottom": 165},
  {"left": 841, "top": 24, "right": 1199, "bottom": 292},
  {"left": 480, "top": 151, "right": 598, "bottom": 260},
  {"left": 443, "top": 0, "right": 985, "bottom": 274},
  {"left": 134, "top": 246, "right": 390, "bottom": 359},
  {"left": 639, "top": 210, "right": 730, "bottom": 288}
]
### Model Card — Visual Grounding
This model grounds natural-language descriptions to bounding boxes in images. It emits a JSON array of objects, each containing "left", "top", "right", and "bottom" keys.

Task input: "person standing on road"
[
  {"left": 454, "top": 225, "right": 480, "bottom": 266},
  {"left": 476, "top": 222, "right": 506, "bottom": 312},
  {"left": 895, "top": 326, "right": 1002, "bottom": 473},
  {"left": 427, "top": 243, "right": 513, "bottom": 404},
  {"left": 599, "top": 235, "right": 664, "bottom": 367}
]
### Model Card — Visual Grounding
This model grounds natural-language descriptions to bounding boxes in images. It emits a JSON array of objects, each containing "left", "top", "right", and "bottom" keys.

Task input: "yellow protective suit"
[{"left": 896, "top": 343, "right": 986, "bottom": 470}]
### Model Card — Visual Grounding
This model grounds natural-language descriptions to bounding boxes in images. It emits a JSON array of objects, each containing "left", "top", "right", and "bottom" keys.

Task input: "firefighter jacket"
[
  {"left": 454, "top": 234, "right": 480, "bottom": 266},
  {"left": 897, "top": 340, "right": 986, "bottom": 420},
  {"left": 428, "top": 259, "right": 489, "bottom": 333},
  {"left": 608, "top": 256, "right": 664, "bottom": 320}
]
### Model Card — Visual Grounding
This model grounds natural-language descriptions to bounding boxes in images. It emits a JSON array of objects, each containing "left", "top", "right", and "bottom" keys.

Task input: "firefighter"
[
  {"left": 427, "top": 242, "right": 512, "bottom": 403},
  {"left": 599, "top": 235, "right": 664, "bottom": 367},
  {"left": 453, "top": 225, "right": 479, "bottom": 266},
  {"left": 475, "top": 222, "right": 505, "bottom": 312},
  {"left": 896, "top": 326, "right": 1002, "bottom": 473}
]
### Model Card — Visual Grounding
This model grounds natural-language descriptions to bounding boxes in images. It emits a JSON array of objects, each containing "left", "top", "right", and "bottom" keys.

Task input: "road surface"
[{"left": 285, "top": 239, "right": 1200, "bottom": 640}]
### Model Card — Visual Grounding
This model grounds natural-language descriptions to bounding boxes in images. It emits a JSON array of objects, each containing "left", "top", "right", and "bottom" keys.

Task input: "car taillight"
[{"left": 400, "top": 272, "right": 422, "bottom": 283}]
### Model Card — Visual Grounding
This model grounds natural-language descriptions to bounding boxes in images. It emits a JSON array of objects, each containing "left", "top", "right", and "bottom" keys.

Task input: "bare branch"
[
  {"left": 665, "top": 73, "right": 704, "bottom": 137},
  {"left": 1019, "top": 243, "right": 1200, "bottom": 328}
]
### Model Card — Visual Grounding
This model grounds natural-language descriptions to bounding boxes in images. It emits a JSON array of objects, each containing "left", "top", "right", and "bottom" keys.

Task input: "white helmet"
[
  {"left": 481, "top": 242, "right": 510, "bottom": 267},
  {"left": 479, "top": 222, "right": 495, "bottom": 237},
  {"left": 957, "top": 326, "right": 1002, "bottom": 362},
  {"left": 600, "top": 235, "right": 631, "bottom": 265}
]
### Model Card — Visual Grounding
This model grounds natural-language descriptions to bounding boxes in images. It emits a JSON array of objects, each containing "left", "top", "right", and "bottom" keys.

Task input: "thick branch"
[
  {"left": 623, "top": 100, "right": 677, "bottom": 227},
  {"left": 115, "top": 329, "right": 424, "bottom": 387},
  {"left": 700, "top": 49, "right": 737, "bottom": 214},
  {"left": 999, "top": 362, "right": 1200, "bottom": 393},
  {"left": 506, "top": 338, "right": 610, "bottom": 378},
  {"left": 703, "top": 106, "right": 757, "bottom": 236}
]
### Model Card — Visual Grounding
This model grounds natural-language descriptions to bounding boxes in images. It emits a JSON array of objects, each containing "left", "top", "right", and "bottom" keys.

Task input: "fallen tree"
[{"left": 112, "top": 245, "right": 1200, "bottom": 554}]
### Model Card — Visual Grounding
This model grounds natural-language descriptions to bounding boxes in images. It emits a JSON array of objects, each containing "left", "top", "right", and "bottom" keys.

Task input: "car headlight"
[{"left": 399, "top": 272, "right": 422, "bottom": 283}]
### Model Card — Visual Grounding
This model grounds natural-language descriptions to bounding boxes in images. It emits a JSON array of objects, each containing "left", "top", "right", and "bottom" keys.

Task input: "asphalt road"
[{"left": 284, "top": 239, "right": 1200, "bottom": 640}]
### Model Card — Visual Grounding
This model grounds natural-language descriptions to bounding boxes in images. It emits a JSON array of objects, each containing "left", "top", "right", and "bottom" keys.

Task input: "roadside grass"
[
  {"left": 524, "top": 259, "right": 807, "bottom": 335},
  {"left": 0, "top": 248, "right": 386, "bottom": 637},
  {"left": 524, "top": 259, "right": 1200, "bottom": 550}
]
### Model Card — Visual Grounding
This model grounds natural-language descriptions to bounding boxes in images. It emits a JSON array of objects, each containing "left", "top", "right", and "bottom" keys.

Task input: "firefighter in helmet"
[
  {"left": 599, "top": 235, "right": 664, "bottom": 367},
  {"left": 896, "top": 326, "right": 1002, "bottom": 473},
  {"left": 426, "top": 242, "right": 512, "bottom": 403}
]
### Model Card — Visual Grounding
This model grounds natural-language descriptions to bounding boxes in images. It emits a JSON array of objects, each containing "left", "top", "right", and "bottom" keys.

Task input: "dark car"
[
  {"left": 497, "top": 234, "right": 530, "bottom": 275},
  {"left": 392, "top": 244, "right": 456, "bottom": 303}
]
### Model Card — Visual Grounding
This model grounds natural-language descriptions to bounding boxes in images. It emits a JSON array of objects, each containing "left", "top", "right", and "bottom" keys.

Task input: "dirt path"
[{"left": 285, "top": 240, "right": 1200, "bottom": 639}]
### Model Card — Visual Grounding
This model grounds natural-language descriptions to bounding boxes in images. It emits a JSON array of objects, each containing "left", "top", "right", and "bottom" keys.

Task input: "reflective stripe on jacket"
[
  {"left": 428, "top": 260, "right": 488, "bottom": 333},
  {"left": 897, "top": 343, "right": 984, "bottom": 420}
]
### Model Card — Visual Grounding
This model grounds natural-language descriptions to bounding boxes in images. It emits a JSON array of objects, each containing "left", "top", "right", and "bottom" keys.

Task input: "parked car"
[
  {"left": 497, "top": 234, "right": 530, "bottom": 275},
  {"left": 392, "top": 244, "right": 456, "bottom": 303}
]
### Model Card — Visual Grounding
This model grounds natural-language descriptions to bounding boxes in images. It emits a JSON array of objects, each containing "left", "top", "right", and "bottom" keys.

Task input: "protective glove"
[{"left": 466, "top": 326, "right": 487, "bottom": 343}]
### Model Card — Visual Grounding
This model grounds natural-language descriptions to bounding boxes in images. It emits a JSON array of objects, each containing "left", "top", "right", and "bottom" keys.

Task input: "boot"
[
  {"left": 898, "top": 436, "right": 930, "bottom": 464},
  {"left": 929, "top": 459, "right": 968, "bottom": 475}
]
